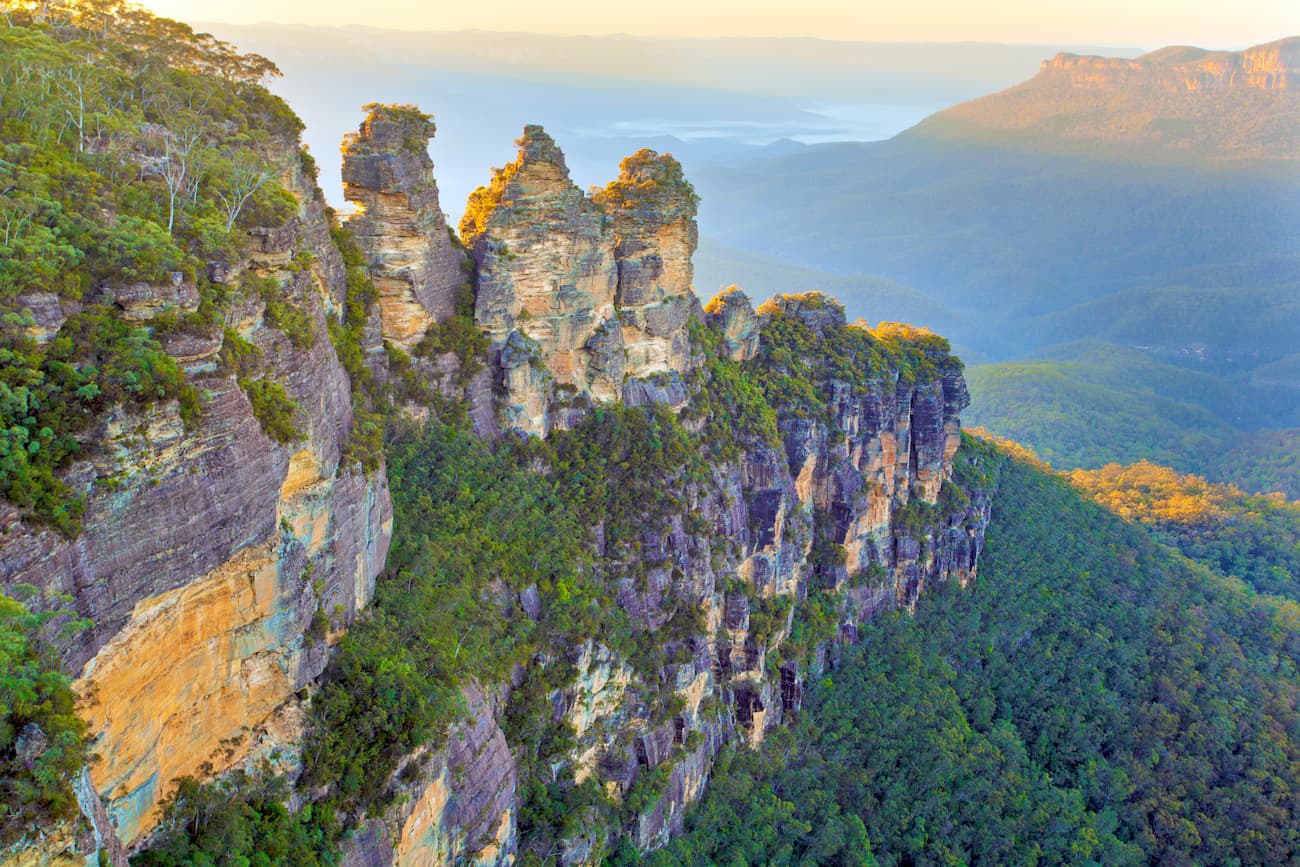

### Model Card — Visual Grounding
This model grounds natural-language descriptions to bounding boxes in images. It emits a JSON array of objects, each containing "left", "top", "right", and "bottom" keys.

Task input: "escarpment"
[
  {"left": 1038, "top": 37, "right": 1300, "bottom": 93},
  {"left": 2, "top": 80, "right": 989, "bottom": 867},
  {"left": 1, "top": 119, "right": 393, "bottom": 857},
  {"left": 910, "top": 36, "right": 1300, "bottom": 161}
]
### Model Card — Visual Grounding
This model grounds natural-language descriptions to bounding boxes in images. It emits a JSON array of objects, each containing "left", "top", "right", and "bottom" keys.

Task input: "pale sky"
[{"left": 148, "top": 0, "right": 1296, "bottom": 48}]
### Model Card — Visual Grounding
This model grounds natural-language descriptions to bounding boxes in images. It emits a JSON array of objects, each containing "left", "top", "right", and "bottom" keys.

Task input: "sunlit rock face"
[
  {"left": 0, "top": 145, "right": 393, "bottom": 849},
  {"left": 338, "top": 684, "right": 517, "bottom": 867},
  {"left": 755, "top": 295, "right": 978, "bottom": 616},
  {"left": 703, "top": 286, "right": 761, "bottom": 362},
  {"left": 461, "top": 125, "right": 620, "bottom": 436},
  {"left": 461, "top": 128, "right": 701, "bottom": 436},
  {"left": 342, "top": 104, "right": 465, "bottom": 350},
  {"left": 594, "top": 150, "right": 699, "bottom": 381},
  {"left": 1038, "top": 37, "right": 1300, "bottom": 93},
  {"left": 911, "top": 37, "right": 1299, "bottom": 161}
]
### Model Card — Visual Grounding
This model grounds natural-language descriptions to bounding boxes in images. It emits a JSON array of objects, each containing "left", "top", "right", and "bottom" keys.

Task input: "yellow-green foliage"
[
  {"left": 755, "top": 293, "right": 961, "bottom": 423},
  {"left": 358, "top": 102, "right": 435, "bottom": 152},
  {"left": 684, "top": 319, "right": 779, "bottom": 459},
  {"left": 593, "top": 149, "right": 698, "bottom": 217},
  {"left": 246, "top": 272, "right": 315, "bottom": 350},
  {"left": 458, "top": 160, "right": 521, "bottom": 246},
  {"left": 1070, "top": 460, "right": 1300, "bottom": 600},
  {"left": 1, "top": 307, "right": 188, "bottom": 535}
]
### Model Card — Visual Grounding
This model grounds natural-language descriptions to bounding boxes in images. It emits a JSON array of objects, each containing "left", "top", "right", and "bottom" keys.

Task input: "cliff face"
[
  {"left": 3, "top": 96, "right": 988, "bottom": 867},
  {"left": 1, "top": 138, "right": 393, "bottom": 854},
  {"left": 341, "top": 105, "right": 464, "bottom": 350},
  {"left": 1041, "top": 37, "right": 1300, "bottom": 93},
  {"left": 326, "top": 274, "right": 987, "bottom": 864},
  {"left": 454, "top": 128, "right": 698, "bottom": 436},
  {"left": 909, "top": 36, "right": 1300, "bottom": 162}
]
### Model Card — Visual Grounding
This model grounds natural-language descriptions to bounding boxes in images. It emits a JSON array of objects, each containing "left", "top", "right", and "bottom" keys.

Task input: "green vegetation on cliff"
[
  {"left": 134, "top": 769, "right": 336, "bottom": 867},
  {"left": 659, "top": 450, "right": 1300, "bottom": 865},
  {"left": 0, "top": 595, "right": 89, "bottom": 847},
  {"left": 0, "top": 0, "right": 310, "bottom": 531},
  {"left": 300, "top": 419, "right": 593, "bottom": 815},
  {"left": 754, "top": 292, "right": 958, "bottom": 424}
]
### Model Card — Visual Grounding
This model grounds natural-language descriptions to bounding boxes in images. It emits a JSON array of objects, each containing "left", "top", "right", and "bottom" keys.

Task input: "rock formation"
[
  {"left": 1, "top": 104, "right": 989, "bottom": 867},
  {"left": 342, "top": 104, "right": 465, "bottom": 349},
  {"left": 1, "top": 129, "right": 393, "bottom": 855},
  {"left": 703, "top": 285, "right": 761, "bottom": 361},
  {"left": 457, "top": 128, "right": 699, "bottom": 435},
  {"left": 594, "top": 149, "right": 699, "bottom": 381},
  {"left": 323, "top": 277, "right": 988, "bottom": 864}
]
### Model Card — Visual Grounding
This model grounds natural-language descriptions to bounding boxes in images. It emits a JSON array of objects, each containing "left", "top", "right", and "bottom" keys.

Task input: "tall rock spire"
[
  {"left": 342, "top": 103, "right": 464, "bottom": 349},
  {"left": 461, "top": 125, "right": 623, "bottom": 434},
  {"left": 595, "top": 149, "right": 699, "bottom": 378}
]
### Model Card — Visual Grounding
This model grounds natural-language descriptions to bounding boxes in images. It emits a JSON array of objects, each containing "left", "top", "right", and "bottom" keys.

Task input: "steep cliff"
[
  {"left": 594, "top": 150, "right": 699, "bottom": 383},
  {"left": 0, "top": 10, "right": 395, "bottom": 860},
  {"left": 315, "top": 277, "right": 989, "bottom": 865},
  {"left": 1, "top": 149, "right": 393, "bottom": 855},
  {"left": 455, "top": 129, "right": 699, "bottom": 436},
  {"left": 909, "top": 37, "right": 1300, "bottom": 162},
  {"left": 0, "top": 11, "right": 989, "bottom": 862}
]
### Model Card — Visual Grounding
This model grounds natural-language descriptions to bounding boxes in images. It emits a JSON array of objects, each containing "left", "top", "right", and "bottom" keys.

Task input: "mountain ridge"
[{"left": 906, "top": 36, "right": 1300, "bottom": 161}]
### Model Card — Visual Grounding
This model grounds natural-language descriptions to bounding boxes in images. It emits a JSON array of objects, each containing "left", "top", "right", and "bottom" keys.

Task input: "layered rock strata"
[
  {"left": 336, "top": 286, "right": 989, "bottom": 865},
  {"left": 342, "top": 104, "right": 465, "bottom": 349},
  {"left": 1, "top": 133, "right": 393, "bottom": 852},
  {"left": 456, "top": 127, "right": 699, "bottom": 435}
]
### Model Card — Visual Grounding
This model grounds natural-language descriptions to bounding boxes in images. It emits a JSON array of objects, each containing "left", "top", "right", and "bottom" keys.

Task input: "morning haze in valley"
[{"left": 1, "top": 1, "right": 1298, "bottom": 865}]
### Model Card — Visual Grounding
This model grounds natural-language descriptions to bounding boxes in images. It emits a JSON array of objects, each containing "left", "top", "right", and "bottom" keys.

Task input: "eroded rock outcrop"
[
  {"left": 4, "top": 100, "right": 989, "bottom": 867},
  {"left": 340, "top": 684, "right": 516, "bottom": 867},
  {"left": 703, "top": 286, "right": 761, "bottom": 361},
  {"left": 458, "top": 128, "right": 700, "bottom": 435},
  {"left": 594, "top": 149, "right": 699, "bottom": 382},
  {"left": 1040, "top": 37, "right": 1300, "bottom": 93},
  {"left": 342, "top": 104, "right": 465, "bottom": 349},
  {"left": 460, "top": 126, "right": 620, "bottom": 434}
]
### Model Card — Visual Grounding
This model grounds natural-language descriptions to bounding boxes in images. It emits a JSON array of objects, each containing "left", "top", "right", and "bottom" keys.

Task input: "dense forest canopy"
[{"left": 652, "top": 453, "right": 1300, "bottom": 866}]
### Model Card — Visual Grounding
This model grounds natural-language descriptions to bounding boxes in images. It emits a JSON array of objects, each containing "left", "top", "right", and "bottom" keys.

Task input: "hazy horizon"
[
  {"left": 202, "top": 22, "right": 1147, "bottom": 218},
  {"left": 151, "top": 0, "right": 1296, "bottom": 50}
]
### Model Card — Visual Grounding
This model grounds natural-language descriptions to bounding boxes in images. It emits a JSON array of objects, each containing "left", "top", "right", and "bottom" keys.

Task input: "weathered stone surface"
[
  {"left": 110, "top": 278, "right": 199, "bottom": 321},
  {"left": 340, "top": 684, "right": 516, "bottom": 867},
  {"left": 915, "top": 37, "right": 1300, "bottom": 161},
  {"left": 594, "top": 150, "right": 699, "bottom": 378},
  {"left": 459, "top": 128, "right": 704, "bottom": 436},
  {"left": 342, "top": 104, "right": 465, "bottom": 349},
  {"left": 14, "top": 293, "right": 80, "bottom": 344},
  {"left": 0, "top": 143, "right": 393, "bottom": 850},
  {"left": 463, "top": 125, "right": 620, "bottom": 435},
  {"left": 703, "top": 286, "right": 760, "bottom": 361}
]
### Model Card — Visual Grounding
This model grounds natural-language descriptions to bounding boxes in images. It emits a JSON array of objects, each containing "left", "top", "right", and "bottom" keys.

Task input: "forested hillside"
[
  {"left": 2, "top": 4, "right": 1298, "bottom": 866},
  {"left": 0, "top": 0, "right": 302, "bottom": 532},
  {"left": 654, "top": 450, "right": 1300, "bottom": 865},
  {"left": 693, "top": 39, "right": 1300, "bottom": 497}
]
